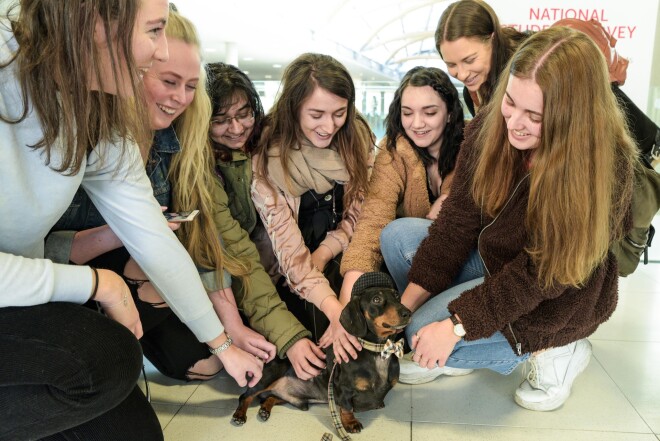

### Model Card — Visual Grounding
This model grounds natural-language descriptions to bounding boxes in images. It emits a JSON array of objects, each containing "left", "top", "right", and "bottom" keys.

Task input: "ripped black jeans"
[{"left": 88, "top": 248, "right": 210, "bottom": 381}]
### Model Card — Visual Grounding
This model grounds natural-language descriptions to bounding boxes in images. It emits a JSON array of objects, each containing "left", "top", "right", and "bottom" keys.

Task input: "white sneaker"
[
  {"left": 514, "top": 339, "right": 592, "bottom": 411},
  {"left": 398, "top": 352, "right": 474, "bottom": 385}
]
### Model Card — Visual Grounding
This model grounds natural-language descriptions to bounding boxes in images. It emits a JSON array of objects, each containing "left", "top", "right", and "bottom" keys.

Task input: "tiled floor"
[{"left": 143, "top": 230, "right": 660, "bottom": 441}]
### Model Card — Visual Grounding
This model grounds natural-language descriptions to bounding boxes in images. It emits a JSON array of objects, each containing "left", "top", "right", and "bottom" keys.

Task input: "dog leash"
[
  {"left": 326, "top": 362, "right": 351, "bottom": 441},
  {"left": 322, "top": 338, "right": 405, "bottom": 441}
]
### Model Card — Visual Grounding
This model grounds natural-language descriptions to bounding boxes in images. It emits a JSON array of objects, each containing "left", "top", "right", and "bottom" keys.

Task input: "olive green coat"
[{"left": 212, "top": 159, "right": 310, "bottom": 358}]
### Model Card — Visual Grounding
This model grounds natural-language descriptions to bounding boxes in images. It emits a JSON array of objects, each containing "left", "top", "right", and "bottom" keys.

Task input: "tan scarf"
[{"left": 267, "top": 141, "right": 350, "bottom": 197}]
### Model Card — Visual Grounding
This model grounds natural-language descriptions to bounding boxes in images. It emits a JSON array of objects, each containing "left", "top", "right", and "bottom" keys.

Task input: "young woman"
[
  {"left": 0, "top": 1, "right": 199, "bottom": 439},
  {"left": 340, "top": 66, "right": 464, "bottom": 299},
  {"left": 206, "top": 62, "right": 326, "bottom": 380},
  {"left": 435, "top": 0, "right": 528, "bottom": 116},
  {"left": 45, "top": 8, "right": 266, "bottom": 384},
  {"left": 207, "top": 62, "right": 264, "bottom": 236},
  {"left": 382, "top": 27, "right": 638, "bottom": 411},
  {"left": 252, "top": 53, "right": 375, "bottom": 363}
]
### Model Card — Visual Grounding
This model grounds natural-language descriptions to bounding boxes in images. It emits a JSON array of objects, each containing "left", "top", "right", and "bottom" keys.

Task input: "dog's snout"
[{"left": 400, "top": 308, "right": 411, "bottom": 320}]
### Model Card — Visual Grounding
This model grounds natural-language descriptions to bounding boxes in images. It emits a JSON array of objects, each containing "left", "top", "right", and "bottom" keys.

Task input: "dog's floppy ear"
[{"left": 340, "top": 297, "right": 368, "bottom": 338}]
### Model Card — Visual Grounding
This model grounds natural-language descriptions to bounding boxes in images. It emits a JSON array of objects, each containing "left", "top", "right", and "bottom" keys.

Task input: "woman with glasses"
[
  {"left": 207, "top": 63, "right": 265, "bottom": 265},
  {"left": 204, "top": 62, "right": 327, "bottom": 380},
  {"left": 252, "top": 53, "right": 375, "bottom": 364},
  {"left": 46, "top": 8, "right": 267, "bottom": 384}
]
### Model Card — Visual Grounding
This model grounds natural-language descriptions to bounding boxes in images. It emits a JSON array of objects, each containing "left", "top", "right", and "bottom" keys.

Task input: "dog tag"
[{"left": 324, "top": 194, "right": 332, "bottom": 201}]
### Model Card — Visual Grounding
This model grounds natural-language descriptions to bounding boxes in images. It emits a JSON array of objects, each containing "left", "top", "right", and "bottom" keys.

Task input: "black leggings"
[
  {"left": 0, "top": 303, "right": 162, "bottom": 441},
  {"left": 88, "top": 248, "right": 211, "bottom": 381}
]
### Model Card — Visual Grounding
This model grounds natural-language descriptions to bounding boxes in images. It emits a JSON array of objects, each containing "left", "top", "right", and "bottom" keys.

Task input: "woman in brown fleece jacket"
[{"left": 381, "top": 27, "right": 637, "bottom": 412}]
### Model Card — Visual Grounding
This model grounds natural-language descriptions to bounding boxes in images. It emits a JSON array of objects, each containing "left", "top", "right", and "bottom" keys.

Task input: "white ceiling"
[{"left": 174, "top": 0, "right": 454, "bottom": 82}]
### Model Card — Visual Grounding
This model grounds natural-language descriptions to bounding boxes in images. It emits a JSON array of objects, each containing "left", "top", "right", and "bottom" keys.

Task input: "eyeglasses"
[{"left": 211, "top": 111, "right": 255, "bottom": 130}]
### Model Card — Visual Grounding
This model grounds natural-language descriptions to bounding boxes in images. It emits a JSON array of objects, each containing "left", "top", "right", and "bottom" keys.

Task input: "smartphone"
[{"left": 164, "top": 210, "right": 200, "bottom": 222}]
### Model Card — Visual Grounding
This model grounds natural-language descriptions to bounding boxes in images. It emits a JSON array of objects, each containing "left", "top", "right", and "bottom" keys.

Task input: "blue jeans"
[{"left": 380, "top": 217, "right": 528, "bottom": 375}]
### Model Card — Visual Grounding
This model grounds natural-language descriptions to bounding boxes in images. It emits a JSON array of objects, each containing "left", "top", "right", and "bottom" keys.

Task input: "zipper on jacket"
[
  {"left": 477, "top": 173, "right": 530, "bottom": 275},
  {"left": 508, "top": 323, "right": 523, "bottom": 356},
  {"left": 477, "top": 173, "right": 530, "bottom": 358}
]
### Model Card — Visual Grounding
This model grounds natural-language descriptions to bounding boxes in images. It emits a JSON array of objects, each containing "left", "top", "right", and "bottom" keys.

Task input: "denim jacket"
[
  {"left": 147, "top": 125, "right": 180, "bottom": 208},
  {"left": 46, "top": 126, "right": 231, "bottom": 290}
]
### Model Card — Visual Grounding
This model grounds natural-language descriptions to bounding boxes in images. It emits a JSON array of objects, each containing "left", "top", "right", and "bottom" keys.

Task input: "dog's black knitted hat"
[{"left": 351, "top": 272, "right": 396, "bottom": 297}]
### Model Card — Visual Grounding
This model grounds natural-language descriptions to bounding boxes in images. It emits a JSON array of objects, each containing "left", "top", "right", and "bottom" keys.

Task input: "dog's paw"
[
  {"left": 231, "top": 412, "right": 247, "bottom": 426},
  {"left": 344, "top": 419, "right": 363, "bottom": 433},
  {"left": 257, "top": 408, "right": 271, "bottom": 421}
]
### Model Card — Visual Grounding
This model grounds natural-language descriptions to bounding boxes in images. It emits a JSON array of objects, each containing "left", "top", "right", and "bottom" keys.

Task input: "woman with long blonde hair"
[
  {"left": 382, "top": 26, "right": 637, "bottom": 411},
  {"left": 47, "top": 7, "right": 268, "bottom": 383}
]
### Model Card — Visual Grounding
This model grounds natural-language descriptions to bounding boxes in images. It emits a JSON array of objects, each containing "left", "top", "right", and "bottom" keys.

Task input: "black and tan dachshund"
[{"left": 231, "top": 272, "right": 411, "bottom": 434}]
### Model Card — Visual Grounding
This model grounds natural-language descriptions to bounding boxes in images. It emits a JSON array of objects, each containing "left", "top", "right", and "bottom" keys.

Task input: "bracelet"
[
  {"left": 89, "top": 267, "right": 99, "bottom": 301},
  {"left": 209, "top": 333, "right": 233, "bottom": 355},
  {"left": 101, "top": 291, "right": 129, "bottom": 309},
  {"left": 319, "top": 243, "right": 333, "bottom": 256}
]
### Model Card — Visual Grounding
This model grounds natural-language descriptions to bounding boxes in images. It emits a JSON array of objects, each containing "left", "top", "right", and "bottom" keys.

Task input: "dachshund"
[{"left": 231, "top": 272, "right": 411, "bottom": 434}]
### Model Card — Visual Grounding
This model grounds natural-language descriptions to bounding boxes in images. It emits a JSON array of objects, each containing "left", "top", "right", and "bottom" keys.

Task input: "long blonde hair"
[
  {"left": 165, "top": 10, "right": 251, "bottom": 291},
  {"left": 471, "top": 26, "right": 637, "bottom": 289}
]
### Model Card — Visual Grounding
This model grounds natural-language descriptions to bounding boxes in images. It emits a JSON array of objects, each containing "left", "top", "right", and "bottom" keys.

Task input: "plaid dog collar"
[{"left": 357, "top": 337, "right": 405, "bottom": 360}]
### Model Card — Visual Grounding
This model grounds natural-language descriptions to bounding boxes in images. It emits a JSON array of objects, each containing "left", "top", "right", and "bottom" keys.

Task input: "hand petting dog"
[
  {"left": 231, "top": 272, "right": 411, "bottom": 436},
  {"left": 286, "top": 338, "right": 326, "bottom": 380},
  {"left": 318, "top": 315, "right": 362, "bottom": 364}
]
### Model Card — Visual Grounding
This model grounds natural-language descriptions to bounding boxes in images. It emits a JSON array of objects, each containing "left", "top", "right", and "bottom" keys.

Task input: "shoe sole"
[
  {"left": 399, "top": 368, "right": 474, "bottom": 385},
  {"left": 399, "top": 372, "right": 443, "bottom": 385},
  {"left": 514, "top": 340, "right": 592, "bottom": 411}
]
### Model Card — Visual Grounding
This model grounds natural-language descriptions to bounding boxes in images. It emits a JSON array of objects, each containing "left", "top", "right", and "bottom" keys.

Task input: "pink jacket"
[{"left": 251, "top": 149, "right": 373, "bottom": 308}]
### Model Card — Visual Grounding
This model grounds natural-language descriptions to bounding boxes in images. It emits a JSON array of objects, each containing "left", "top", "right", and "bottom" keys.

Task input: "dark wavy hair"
[
  {"left": 206, "top": 62, "right": 265, "bottom": 159},
  {"left": 385, "top": 66, "right": 464, "bottom": 179}
]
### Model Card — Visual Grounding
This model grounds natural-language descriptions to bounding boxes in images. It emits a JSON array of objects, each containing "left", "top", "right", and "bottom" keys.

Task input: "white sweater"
[{"left": 0, "top": 23, "right": 223, "bottom": 342}]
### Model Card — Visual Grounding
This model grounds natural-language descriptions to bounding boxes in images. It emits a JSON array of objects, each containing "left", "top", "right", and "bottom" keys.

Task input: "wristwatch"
[
  {"left": 208, "top": 333, "right": 233, "bottom": 355},
  {"left": 449, "top": 315, "right": 466, "bottom": 338}
]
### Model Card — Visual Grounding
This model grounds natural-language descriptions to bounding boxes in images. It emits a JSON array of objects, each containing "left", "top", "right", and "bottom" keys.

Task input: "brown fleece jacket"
[
  {"left": 408, "top": 114, "right": 625, "bottom": 355},
  {"left": 341, "top": 136, "right": 453, "bottom": 275}
]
